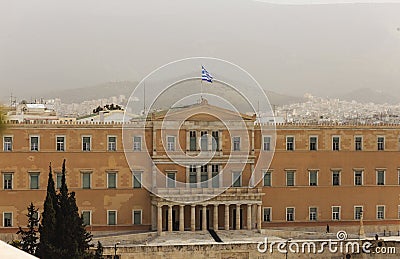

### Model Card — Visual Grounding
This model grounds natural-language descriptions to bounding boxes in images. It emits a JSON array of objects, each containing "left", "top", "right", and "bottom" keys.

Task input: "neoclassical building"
[{"left": 1, "top": 101, "right": 400, "bottom": 236}]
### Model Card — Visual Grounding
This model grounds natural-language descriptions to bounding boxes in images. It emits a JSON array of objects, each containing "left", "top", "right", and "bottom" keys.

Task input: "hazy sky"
[{"left": 1, "top": 0, "right": 400, "bottom": 102}]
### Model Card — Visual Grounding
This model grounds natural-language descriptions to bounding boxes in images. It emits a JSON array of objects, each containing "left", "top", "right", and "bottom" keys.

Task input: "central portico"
[{"left": 150, "top": 187, "right": 264, "bottom": 234}]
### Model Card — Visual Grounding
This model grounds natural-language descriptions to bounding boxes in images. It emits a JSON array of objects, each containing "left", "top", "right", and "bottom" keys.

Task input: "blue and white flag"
[{"left": 201, "top": 65, "right": 213, "bottom": 83}]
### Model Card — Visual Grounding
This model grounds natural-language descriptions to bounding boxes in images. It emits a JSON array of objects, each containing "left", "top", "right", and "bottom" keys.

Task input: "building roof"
[
  {"left": 0, "top": 241, "right": 38, "bottom": 258},
  {"left": 26, "top": 104, "right": 46, "bottom": 109},
  {"left": 150, "top": 99, "right": 256, "bottom": 122}
]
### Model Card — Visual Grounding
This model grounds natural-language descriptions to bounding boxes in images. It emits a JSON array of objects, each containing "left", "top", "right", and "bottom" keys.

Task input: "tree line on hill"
[{"left": 92, "top": 103, "right": 123, "bottom": 114}]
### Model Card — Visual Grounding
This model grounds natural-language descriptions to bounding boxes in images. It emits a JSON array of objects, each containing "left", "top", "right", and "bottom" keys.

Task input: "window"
[
  {"left": 332, "top": 206, "right": 340, "bottom": 220},
  {"left": 133, "top": 210, "right": 142, "bottom": 225},
  {"left": 332, "top": 171, "right": 340, "bottom": 186},
  {"left": 377, "top": 170, "right": 385, "bottom": 185},
  {"left": 189, "top": 131, "right": 196, "bottom": 151},
  {"left": 82, "top": 136, "right": 91, "bottom": 151},
  {"left": 167, "top": 172, "right": 176, "bottom": 188},
  {"left": 56, "top": 173, "right": 62, "bottom": 189},
  {"left": 107, "top": 210, "right": 117, "bottom": 225},
  {"left": 233, "top": 137, "right": 240, "bottom": 151},
  {"left": 30, "top": 173, "right": 39, "bottom": 189},
  {"left": 82, "top": 211, "right": 91, "bottom": 226},
  {"left": 82, "top": 172, "right": 91, "bottom": 189},
  {"left": 200, "top": 165, "right": 208, "bottom": 188},
  {"left": 189, "top": 165, "right": 197, "bottom": 188},
  {"left": 107, "top": 172, "right": 117, "bottom": 189},
  {"left": 212, "top": 131, "right": 219, "bottom": 151},
  {"left": 309, "top": 171, "right": 318, "bottom": 186},
  {"left": 263, "top": 208, "right": 271, "bottom": 222},
  {"left": 3, "top": 173, "right": 12, "bottom": 190},
  {"left": 108, "top": 136, "right": 116, "bottom": 151},
  {"left": 286, "top": 136, "right": 294, "bottom": 151},
  {"left": 133, "top": 136, "right": 142, "bottom": 151},
  {"left": 133, "top": 171, "right": 142, "bottom": 188},
  {"left": 377, "top": 137, "right": 385, "bottom": 151},
  {"left": 286, "top": 208, "right": 294, "bottom": 221},
  {"left": 32, "top": 211, "right": 39, "bottom": 227},
  {"left": 56, "top": 136, "right": 65, "bottom": 151},
  {"left": 354, "top": 171, "right": 363, "bottom": 186},
  {"left": 309, "top": 136, "right": 317, "bottom": 151},
  {"left": 167, "top": 136, "right": 175, "bottom": 151},
  {"left": 232, "top": 171, "right": 242, "bottom": 187},
  {"left": 3, "top": 136, "right": 12, "bottom": 151},
  {"left": 211, "top": 164, "right": 219, "bottom": 188},
  {"left": 263, "top": 136, "right": 271, "bottom": 151},
  {"left": 200, "top": 131, "right": 208, "bottom": 151},
  {"left": 286, "top": 171, "right": 295, "bottom": 186},
  {"left": 377, "top": 206, "right": 385, "bottom": 220},
  {"left": 354, "top": 206, "right": 363, "bottom": 220},
  {"left": 355, "top": 136, "right": 363, "bottom": 151},
  {"left": 263, "top": 171, "right": 271, "bottom": 187},
  {"left": 332, "top": 136, "right": 340, "bottom": 151},
  {"left": 309, "top": 207, "right": 317, "bottom": 221},
  {"left": 30, "top": 136, "right": 39, "bottom": 151},
  {"left": 3, "top": 212, "right": 12, "bottom": 227}
]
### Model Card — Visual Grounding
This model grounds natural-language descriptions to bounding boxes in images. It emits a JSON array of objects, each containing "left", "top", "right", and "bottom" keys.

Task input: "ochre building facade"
[{"left": 1, "top": 102, "right": 400, "bottom": 235}]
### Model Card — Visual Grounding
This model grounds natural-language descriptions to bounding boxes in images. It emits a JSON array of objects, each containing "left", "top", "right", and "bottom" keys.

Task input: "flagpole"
[{"left": 201, "top": 77, "right": 203, "bottom": 101}]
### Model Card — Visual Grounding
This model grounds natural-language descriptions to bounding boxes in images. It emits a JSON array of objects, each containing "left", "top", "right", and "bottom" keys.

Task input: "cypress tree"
[
  {"left": 56, "top": 159, "right": 69, "bottom": 257},
  {"left": 17, "top": 202, "right": 39, "bottom": 255},
  {"left": 37, "top": 164, "right": 58, "bottom": 258},
  {"left": 57, "top": 159, "right": 92, "bottom": 258}
]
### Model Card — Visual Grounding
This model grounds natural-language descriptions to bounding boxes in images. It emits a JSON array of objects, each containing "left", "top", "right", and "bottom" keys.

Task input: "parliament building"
[{"left": 1, "top": 101, "right": 400, "bottom": 236}]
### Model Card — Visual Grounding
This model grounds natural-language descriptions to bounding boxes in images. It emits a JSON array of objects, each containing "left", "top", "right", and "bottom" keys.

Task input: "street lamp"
[
  {"left": 114, "top": 241, "right": 120, "bottom": 258},
  {"left": 285, "top": 238, "right": 292, "bottom": 259}
]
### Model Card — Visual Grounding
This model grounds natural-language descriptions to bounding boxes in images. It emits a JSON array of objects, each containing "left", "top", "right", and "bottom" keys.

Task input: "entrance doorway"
[
  {"left": 232, "top": 208, "right": 243, "bottom": 230},
  {"left": 165, "top": 209, "right": 178, "bottom": 231}
]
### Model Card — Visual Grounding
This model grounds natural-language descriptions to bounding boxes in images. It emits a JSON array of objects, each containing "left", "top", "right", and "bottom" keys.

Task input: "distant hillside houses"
[{"left": 6, "top": 102, "right": 59, "bottom": 123}]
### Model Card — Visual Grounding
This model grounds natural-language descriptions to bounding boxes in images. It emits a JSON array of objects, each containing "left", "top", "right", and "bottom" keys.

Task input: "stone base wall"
[
  {"left": 102, "top": 241, "right": 400, "bottom": 259},
  {"left": 262, "top": 224, "right": 400, "bottom": 238}
]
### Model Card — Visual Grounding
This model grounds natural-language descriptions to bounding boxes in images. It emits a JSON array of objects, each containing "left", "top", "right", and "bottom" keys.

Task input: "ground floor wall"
[{"left": 101, "top": 241, "right": 400, "bottom": 259}]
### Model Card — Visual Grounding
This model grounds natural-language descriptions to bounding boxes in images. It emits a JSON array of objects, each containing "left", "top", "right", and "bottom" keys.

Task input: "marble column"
[
  {"left": 168, "top": 205, "right": 173, "bottom": 232},
  {"left": 236, "top": 204, "right": 241, "bottom": 230},
  {"left": 157, "top": 205, "right": 162, "bottom": 235},
  {"left": 191, "top": 205, "right": 196, "bottom": 231},
  {"left": 202, "top": 204, "right": 207, "bottom": 231},
  {"left": 257, "top": 204, "right": 262, "bottom": 231},
  {"left": 224, "top": 204, "right": 229, "bottom": 230},
  {"left": 252, "top": 204, "right": 257, "bottom": 229},
  {"left": 179, "top": 205, "right": 184, "bottom": 231},
  {"left": 247, "top": 204, "right": 252, "bottom": 230},
  {"left": 213, "top": 204, "right": 218, "bottom": 230}
]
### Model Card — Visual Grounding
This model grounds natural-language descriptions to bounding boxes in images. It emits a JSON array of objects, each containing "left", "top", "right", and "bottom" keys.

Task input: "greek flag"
[{"left": 201, "top": 65, "right": 213, "bottom": 83}]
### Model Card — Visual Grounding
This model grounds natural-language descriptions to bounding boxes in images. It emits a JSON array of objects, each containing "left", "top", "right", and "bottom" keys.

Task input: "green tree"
[
  {"left": 8, "top": 240, "right": 22, "bottom": 249},
  {"left": 57, "top": 159, "right": 93, "bottom": 259},
  {"left": 0, "top": 106, "right": 7, "bottom": 134},
  {"left": 17, "top": 202, "right": 39, "bottom": 255},
  {"left": 38, "top": 160, "right": 93, "bottom": 258},
  {"left": 37, "top": 163, "right": 58, "bottom": 259}
]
